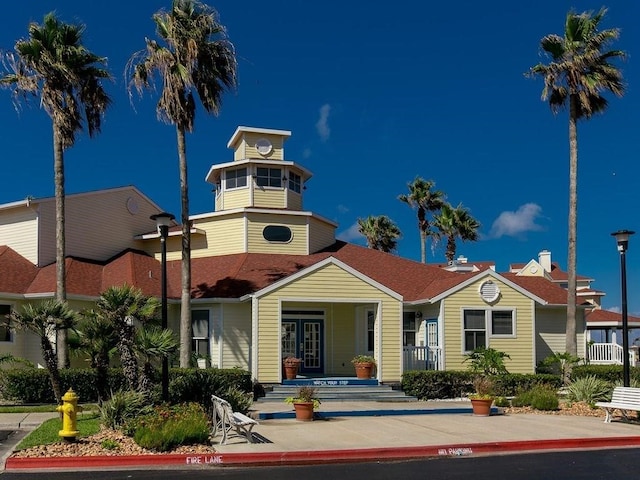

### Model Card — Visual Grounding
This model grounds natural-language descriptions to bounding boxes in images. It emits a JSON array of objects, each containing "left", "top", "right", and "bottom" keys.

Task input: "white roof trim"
[
  {"left": 190, "top": 208, "right": 338, "bottom": 228},
  {"left": 429, "top": 269, "right": 549, "bottom": 305},
  {"left": 227, "top": 126, "right": 292, "bottom": 148},
  {"left": 136, "top": 227, "right": 205, "bottom": 240},
  {"left": 252, "top": 256, "right": 403, "bottom": 301}
]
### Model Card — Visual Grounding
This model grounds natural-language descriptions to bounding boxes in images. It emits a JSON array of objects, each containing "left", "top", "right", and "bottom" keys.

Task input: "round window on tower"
[{"left": 263, "top": 225, "right": 293, "bottom": 243}]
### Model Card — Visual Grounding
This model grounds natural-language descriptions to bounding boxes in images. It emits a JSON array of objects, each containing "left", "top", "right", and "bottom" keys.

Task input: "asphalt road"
[{"left": 1, "top": 448, "right": 637, "bottom": 479}]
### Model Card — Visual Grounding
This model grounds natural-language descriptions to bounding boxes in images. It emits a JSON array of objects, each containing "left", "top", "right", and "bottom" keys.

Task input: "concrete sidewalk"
[{"left": 3, "top": 402, "right": 640, "bottom": 470}]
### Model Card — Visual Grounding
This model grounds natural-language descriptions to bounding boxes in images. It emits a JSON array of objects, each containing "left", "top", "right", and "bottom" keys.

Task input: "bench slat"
[{"left": 596, "top": 386, "right": 640, "bottom": 423}]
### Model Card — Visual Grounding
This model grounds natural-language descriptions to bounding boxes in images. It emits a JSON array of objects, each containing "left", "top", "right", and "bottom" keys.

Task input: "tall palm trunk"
[
  {"left": 177, "top": 125, "right": 192, "bottom": 368},
  {"left": 418, "top": 208, "right": 426, "bottom": 263},
  {"left": 42, "top": 336, "right": 63, "bottom": 404},
  {"left": 566, "top": 94, "right": 579, "bottom": 356},
  {"left": 53, "top": 124, "right": 69, "bottom": 369},
  {"left": 117, "top": 325, "right": 139, "bottom": 391},
  {"left": 446, "top": 236, "right": 456, "bottom": 263}
]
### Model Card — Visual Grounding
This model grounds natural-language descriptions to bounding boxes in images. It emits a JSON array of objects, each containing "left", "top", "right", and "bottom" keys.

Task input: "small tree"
[
  {"left": 7, "top": 300, "right": 76, "bottom": 403},
  {"left": 135, "top": 325, "right": 178, "bottom": 397},
  {"left": 464, "top": 347, "right": 511, "bottom": 376}
]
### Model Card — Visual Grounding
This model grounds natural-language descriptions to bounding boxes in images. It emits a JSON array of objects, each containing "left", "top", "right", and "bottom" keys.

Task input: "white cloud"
[
  {"left": 489, "top": 203, "right": 545, "bottom": 238},
  {"left": 316, "top": 104, "right": 331, "bottom": 141},
  {"left": 337, "top": 222, "right": 362, "bottom": 242},
  {"left": 337, "top": 204, "right": 349, "bottom": 214},
  {"left": 607, "top": 306, "right": 622, "bottom": 314}
]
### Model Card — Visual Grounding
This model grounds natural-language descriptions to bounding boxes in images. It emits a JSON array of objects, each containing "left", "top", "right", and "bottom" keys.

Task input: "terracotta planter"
[
  {"left": 470, "top": 397, "right": 494, "bottom": 416},
  {"left": 292, "top": 402, "right": 315, "bottom": 421},
  {"left": 283, "top": 359, "right": 301, "bottom": 380},
  {"left": 354, "top": 362, "right": 374, "bottom": 379}
]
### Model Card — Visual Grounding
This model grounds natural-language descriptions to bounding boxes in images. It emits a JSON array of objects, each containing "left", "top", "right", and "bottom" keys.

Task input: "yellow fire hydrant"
[{"left": 57, "top": 388, "right": 83, "bottom": 441}]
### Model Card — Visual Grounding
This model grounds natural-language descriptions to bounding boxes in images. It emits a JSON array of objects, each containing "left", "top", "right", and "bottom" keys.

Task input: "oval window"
[{"left": 263, "top": 225, "right": 292, "bottom": 243}]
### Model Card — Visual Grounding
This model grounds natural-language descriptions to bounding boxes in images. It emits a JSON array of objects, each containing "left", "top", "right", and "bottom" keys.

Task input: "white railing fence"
[
  {"left": 403, "top": 346, "right": 442, "bottom": 371},
  {"left": 588, "top": 342, "right": 637, "bottom": 366}
]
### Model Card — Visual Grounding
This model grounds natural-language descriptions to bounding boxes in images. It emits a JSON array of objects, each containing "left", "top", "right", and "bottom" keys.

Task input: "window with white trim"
[
  {"left": 256, "top": 167, "right": 282, "bottom": 188},
  {"left": 463, "top": 310, "right": 486, "bottom": 352},
  {"left": 463, "top": 308, "right": 516, "bottom": 352},
  {"left": 0, "top": 305, "right": 12, "bottom": 342},
  {"left": 491, "top": 310, "right": 515, "bottom": 336},
  {"left": 225, "top": 168, "right": 247, "bottom": 189},
  {"left": 191, "top": 310, "right": 210, "bottom": 357}
]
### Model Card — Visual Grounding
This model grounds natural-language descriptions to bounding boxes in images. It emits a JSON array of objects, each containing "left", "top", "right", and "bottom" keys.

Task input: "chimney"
[
  {"left": 539, "top": 250, "right": 551, "bottom": 272},
  {"left": 456, "top": 255, "right": 468, "bottom": 264}
]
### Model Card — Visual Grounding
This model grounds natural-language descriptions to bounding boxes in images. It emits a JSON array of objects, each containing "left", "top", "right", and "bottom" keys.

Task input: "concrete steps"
[{"left": 261, "top": 380, "right": 417, "bottom": 403}]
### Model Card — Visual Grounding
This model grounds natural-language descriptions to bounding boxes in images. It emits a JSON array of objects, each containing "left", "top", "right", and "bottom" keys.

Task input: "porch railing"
[
  {"left": 403, "top": 346, "right": 442, "bottom": 371},
  {"left": 588, "top": 342, "right": 631, "bottom": 365}
]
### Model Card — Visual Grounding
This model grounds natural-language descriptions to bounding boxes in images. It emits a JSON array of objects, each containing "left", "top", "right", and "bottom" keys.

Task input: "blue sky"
[{"left": 1, "top": 1, "right": 638, "bottom": 313}]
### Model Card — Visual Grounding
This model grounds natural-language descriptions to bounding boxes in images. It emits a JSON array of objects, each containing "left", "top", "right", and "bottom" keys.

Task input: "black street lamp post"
[
  {"left": 612, "top": 229, "right": 634, "bottom": 387},
  {"left": 151, "top": 212, "right": 175, "bottom": 401}
]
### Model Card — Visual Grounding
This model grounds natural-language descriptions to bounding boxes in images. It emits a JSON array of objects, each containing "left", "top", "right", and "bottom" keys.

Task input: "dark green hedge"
[
  {"left": 401, "top": 370, "right": 562, "bottom": 399},
  {"left": 571, "top": 364, "right": 640, "bottom": 384},
  {"left": 0, "top": 367, "right": 252, "bottom": 405}
]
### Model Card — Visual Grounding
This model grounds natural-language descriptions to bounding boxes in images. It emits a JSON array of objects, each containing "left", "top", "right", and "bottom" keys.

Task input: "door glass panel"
[
  {"left": 282, "top": 322, "right": 297, "bottom": 359},
  {"left": 427, "top": 321, "right": 438, "bottom": 347},
  {"left": 303, "top": 322, "right": 321, "bottom": 369}
]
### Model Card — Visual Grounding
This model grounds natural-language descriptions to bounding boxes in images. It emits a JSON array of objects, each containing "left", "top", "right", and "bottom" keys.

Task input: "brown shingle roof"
[
  {"left": 500, "top": 273, "right": 569, "bottom": 304},
  {"left": 586, "top": 309, "right": 640, "bottom": 325},
  {"left": 0, "top": 246, "right": 38, "bottom": 294}
]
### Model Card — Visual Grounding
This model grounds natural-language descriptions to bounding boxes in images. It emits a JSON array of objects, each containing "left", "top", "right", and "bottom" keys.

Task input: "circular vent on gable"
[{"left": 478, "top": 280, "right": 500, "bottom": 303}]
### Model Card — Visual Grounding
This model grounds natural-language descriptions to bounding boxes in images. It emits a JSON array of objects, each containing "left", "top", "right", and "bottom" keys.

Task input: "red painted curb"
[{"left": 7, "top": 436, "right": 640, "bottom": 470}]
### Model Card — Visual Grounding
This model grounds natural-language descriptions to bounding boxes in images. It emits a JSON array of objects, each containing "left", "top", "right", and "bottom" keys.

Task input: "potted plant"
[
  {"left": 285, "top": 386, "right": 321, "bottom": 421},
  {"left": 351, "top": 354, "right": 376, "bottom": 379},
  {"left": 282, "top": 356, "right": 302, "bottom": 380},
  {"left": 468, "top": 375, "right": 495, "bottom": 416}
]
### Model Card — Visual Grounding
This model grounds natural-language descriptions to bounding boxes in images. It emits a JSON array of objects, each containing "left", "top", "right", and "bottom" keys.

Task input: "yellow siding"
[
  {"left": 256, "top": 263, "right": 401, "bottom": 383},
  {"left": 221, "top": 303, "right": 252, "bottom": 370},
  {"left": 246, "top": 213, "right": 308, "bottom": 254},
  {"left": 235, "top": 132, "right": 285, "bottom": 160},
  {"left": 253, "top": 188, "right": 285, "bottom": 209},
  {"left": 308, "top": 218, "right": 336, "bottom": 254},
  {"left": 443, "top": 278, "right": 535, "bottom": 373},
  {"left": 0, "top": 206, "right": 38, "bottom": 264},
  {"left": 221, "top": 188, "right": 250, "bottom": 211},
  {"left": 536, "top": 307, "right": 586, "bottom": 363},
  {"left": 286, "top": 190, "right": 303, "bottom": 211}
]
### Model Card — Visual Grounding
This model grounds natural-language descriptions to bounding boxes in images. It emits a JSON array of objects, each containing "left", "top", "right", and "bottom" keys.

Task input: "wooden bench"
[
  {"left": 595, "top": 386, "right": 640, "bottom": 423},
  {"left": 210, "top": 394, "right": 258, "bottom": 444}
]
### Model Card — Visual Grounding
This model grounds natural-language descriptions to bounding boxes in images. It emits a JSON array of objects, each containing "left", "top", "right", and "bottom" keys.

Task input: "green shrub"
[
  {"left": 99, "top": 390, "right": 153, "bottom": 431},
  {"left": 401, "top": 371, "right": 475, "bottom": 400},
  {"left": 571, "top": 365, "right": 626, "bottom": 384},
  {"left": 222, "top": 386, "right": 253, "bottom": 414},
  {"left": 132, "top": 403, "right": 209, "bottom": 452},
  {"left": 494, "top": 396, "right": 510, "bottom": 407},
  {"left": 169, "top": 367, "right": 252, "bottom": 411},
  {"left": 492, "top": 373, "right": 561, "bottom": 396},
  {"left": 566, "top": 375, "right": 612, "bottom": 404},
  {"left": 512, "top": 385, "right": 559, "bottom": 410},
  {"left": 529, "top": 385, "right": 559, "bottom": 411},
  {"left": 0, "top": 368, "right": 128, "bottom": 404}
]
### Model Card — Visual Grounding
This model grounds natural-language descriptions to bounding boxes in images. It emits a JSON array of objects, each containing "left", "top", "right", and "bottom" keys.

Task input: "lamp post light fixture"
[
  {"left": 151, "top": 212, "right": 175, "bottom": 401},
  {"left": 612, "top": 229, "right": 635, "bottom": 387}
]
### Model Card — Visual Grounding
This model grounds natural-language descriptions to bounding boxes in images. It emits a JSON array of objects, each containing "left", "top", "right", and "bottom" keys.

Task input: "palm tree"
[
  {"left": 128, "top": 0, "right": 237, "bottom": 367},
  {"left": 135, "top": 325, "right": 178, "bottom": 397},
  {"left": 433, "top": 203, "right": 480, "bottom": 263},
  {"left": 73, "top": 310, "right": 118, "bottom": 403},
  {"left": 398, "top": 177, "right": 445, "bottom": 263},
  {"left": 1, "top": 13, "right": 111, "bottom": 369},
  {"left": 528, "top": 8, "right": 625, "bottom": 356},
  {"left": 357, "top": 215, "right": 401, "bottom": 253},
  {"left": 96, "top": 285, "right": 160, "bottom": 391},
  {"left": 7, "top": 300, "right": 76, "bottom": 404}
]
